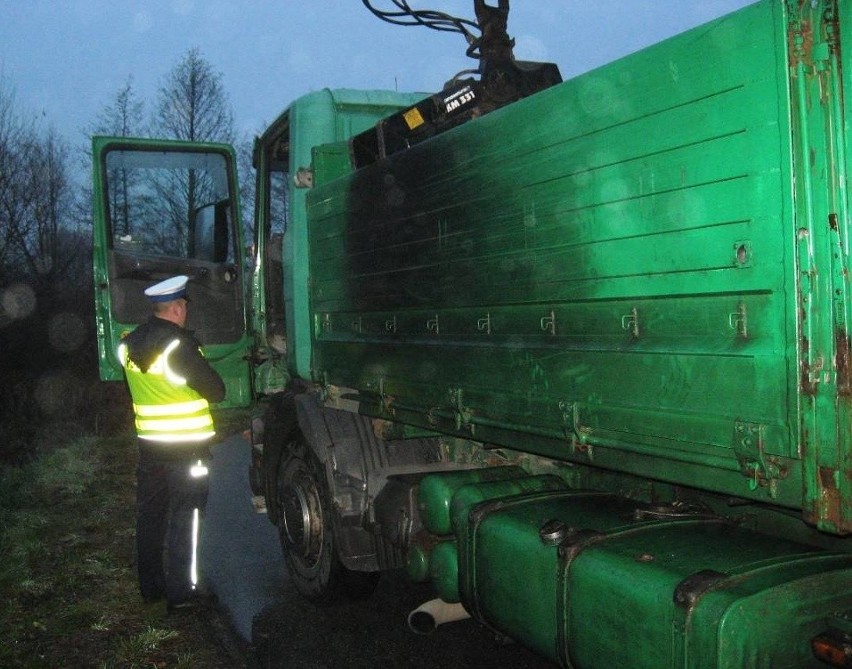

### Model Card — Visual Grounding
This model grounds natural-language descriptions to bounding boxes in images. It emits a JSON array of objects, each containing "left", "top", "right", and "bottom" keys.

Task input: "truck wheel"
[{"left": 276, "top": 433, "right": 379, "bottom": 603}]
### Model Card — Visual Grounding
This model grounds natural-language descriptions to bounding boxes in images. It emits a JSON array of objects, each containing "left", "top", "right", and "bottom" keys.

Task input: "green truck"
[{"left": 93, "top": 1, "right": 852, "bottom": 666}]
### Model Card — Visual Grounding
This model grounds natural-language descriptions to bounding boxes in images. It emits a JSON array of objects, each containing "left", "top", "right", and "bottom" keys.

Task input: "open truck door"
[{"left": 92, "top": 136, "right": 251, "bottom": 408}]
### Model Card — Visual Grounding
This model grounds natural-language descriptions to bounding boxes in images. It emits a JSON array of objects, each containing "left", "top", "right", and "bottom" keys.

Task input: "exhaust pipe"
[{"left": 407, "top": 598, "right": 471, "bottom": 635}]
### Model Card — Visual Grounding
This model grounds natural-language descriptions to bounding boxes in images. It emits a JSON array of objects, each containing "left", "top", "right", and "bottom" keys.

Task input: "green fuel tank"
[{"left": 452, "top": 488, "right": 852, "bottom": 668}]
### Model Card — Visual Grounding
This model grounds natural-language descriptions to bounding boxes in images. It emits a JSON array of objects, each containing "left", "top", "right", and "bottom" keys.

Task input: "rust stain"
[
  {"left": 801, "top": 336, "right": 818, "bottom": 396},
  {"left": 819, "top": 465, "right": 838, "bottom": 488},
  {"left": 819, "top": 466, "right": 843, "bottom": 529},
  {"left": 837, "top": 329, "right": 852, "bottom": 396},
  {"left": 830, "top": 213, "right": 840, "bottom": 232},
  {"left": 788, "top": 19, "right": 814, "bottom": 68},
  {"left": 372, "top": 418, "right": 394, "bottom": 440}
]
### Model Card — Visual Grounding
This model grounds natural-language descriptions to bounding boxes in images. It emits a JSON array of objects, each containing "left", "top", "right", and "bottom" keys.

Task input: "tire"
[
  {"left": 248, "top": 449, "right": 264, "bottom": 497},
  {"left": 261, "top": 392, "right": 298, "bottom": 526},
  {"left": 276, "top": 430, "right": 379, "bottom": 604},
  {"left": 248, "top": 414, "right": 265, "bottom": 496}
]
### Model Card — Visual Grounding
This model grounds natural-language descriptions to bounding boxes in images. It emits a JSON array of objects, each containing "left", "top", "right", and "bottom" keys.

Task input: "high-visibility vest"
[{"left": 118, "top": 338, "right": 216, "bottom": 443}]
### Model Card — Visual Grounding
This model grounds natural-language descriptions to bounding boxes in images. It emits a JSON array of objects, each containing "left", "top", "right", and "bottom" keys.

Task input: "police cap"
[{"left": 144, "top": 275, "right": 189, "bottom": 303}]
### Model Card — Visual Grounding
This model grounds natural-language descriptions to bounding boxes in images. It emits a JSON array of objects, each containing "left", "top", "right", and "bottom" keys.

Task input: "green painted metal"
[
  {"left": 790, "top": 0, "right": 852, "bottom": 534},
  {"left": 406, "top": 543, "right": 431, "bottom": 583},
  {"left": 91, "top": 136, "right": 251, "bottom": 408},
  {"left": 251, "top": 89, "right": 425, "bottom": 387},
  {"left": 564, "top": 521, "right": 852, "bottom": 668},
  {"left": 429, "top": 540, "right": 460, "bottom": 603},
  {"left": 416, "top": 473, "right": 568, "bottom": 603},
  {"left": 455, "top": 490, "right": 634, "bottom": 662},
  {"left": 246, "top": 137, "right": 287, "bottom": 395},
  {"left": 451, "top": 488, "right": 852, "bottom": 667},
  {"left": 448, "top": 475, "right": 569, "bottom": 535},
  {"left": 417, "top": 467, "right": 525, "bottom": 535},
  {"left": 304, "top": 0, "right": 852, "bottom": 528}
]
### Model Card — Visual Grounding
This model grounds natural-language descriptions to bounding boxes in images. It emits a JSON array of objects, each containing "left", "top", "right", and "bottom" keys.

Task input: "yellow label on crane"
[{"left": 403, "top": 107, "right": 425, "bottom": 130}]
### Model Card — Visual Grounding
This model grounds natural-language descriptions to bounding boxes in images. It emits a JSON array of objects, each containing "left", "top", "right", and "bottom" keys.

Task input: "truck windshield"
[{"left": 103, "top": 149, "right": 231, "bottom": 260}]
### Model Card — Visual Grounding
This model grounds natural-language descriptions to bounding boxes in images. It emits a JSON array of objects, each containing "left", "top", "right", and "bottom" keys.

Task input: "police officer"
[{"left": 119, "top": 275, "right": 225, "bottom": 610}]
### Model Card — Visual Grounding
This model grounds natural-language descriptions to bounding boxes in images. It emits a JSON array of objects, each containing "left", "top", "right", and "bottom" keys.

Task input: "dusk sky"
[{"left": 1, "top": 1, "right": 755, "bottom": 144}]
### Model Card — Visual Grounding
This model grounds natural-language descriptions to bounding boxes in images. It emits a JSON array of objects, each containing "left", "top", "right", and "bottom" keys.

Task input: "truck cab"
[{"left": 247, "top": 89, "right": 426, "bottom": 395}]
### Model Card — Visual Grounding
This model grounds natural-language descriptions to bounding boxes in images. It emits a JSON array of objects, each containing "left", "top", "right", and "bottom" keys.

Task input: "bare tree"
[
  {"left": 152, "top": 47, "right": 234, "bottom": 143},
  {"left": 236, "top": 132, "right": 257, "bottom": 247},
  {"left": 0, "top": 72, "right": 83, "bottom": 296},
  {"left": 148, "top": 48, "right": 236, "bottom": 256},
  {"left": 90, "top": 78, "right": 146, "bottom": 237},
  {"left": 95, "top": 76, "right": 145, "bottom": 138},
  {"left": 0, "top": 76, "right": 99, "bottom": 440},
  {"left": 0, "top": 77, "right": 31, "bottom": 284},
  {"left": 4, "top": 128, "right": 76, "bottom": 288}
]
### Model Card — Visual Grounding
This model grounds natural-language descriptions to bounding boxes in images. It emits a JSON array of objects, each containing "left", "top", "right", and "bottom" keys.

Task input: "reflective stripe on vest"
[{"left": 119, "top": 339, "right": 216, "bottom": 443}]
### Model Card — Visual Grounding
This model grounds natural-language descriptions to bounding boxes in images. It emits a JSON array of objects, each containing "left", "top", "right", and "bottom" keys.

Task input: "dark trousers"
[{"left": 136, "top": 446, "right": 209, "bottom": 604}]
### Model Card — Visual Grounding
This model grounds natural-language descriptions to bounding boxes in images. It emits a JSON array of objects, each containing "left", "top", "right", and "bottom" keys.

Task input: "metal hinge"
[
  {"left": 559, "top": 400, "right": 592, "bottom": 458},
  {"left": 448, "top": 388, "right": 474, "bottom": 434},
  {"left": 732, "top": 420, "right": 782, "bottom": 497}
]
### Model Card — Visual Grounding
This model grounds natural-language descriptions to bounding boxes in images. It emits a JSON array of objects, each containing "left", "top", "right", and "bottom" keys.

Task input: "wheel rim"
[{"left": 279, "top": 465, "right": 324, "bottom": 569}]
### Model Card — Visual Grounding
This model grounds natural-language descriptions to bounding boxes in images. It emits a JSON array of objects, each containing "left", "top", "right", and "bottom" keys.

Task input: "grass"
[{"left": 0, "top": 413, "right": 250, "bottom": 669}]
